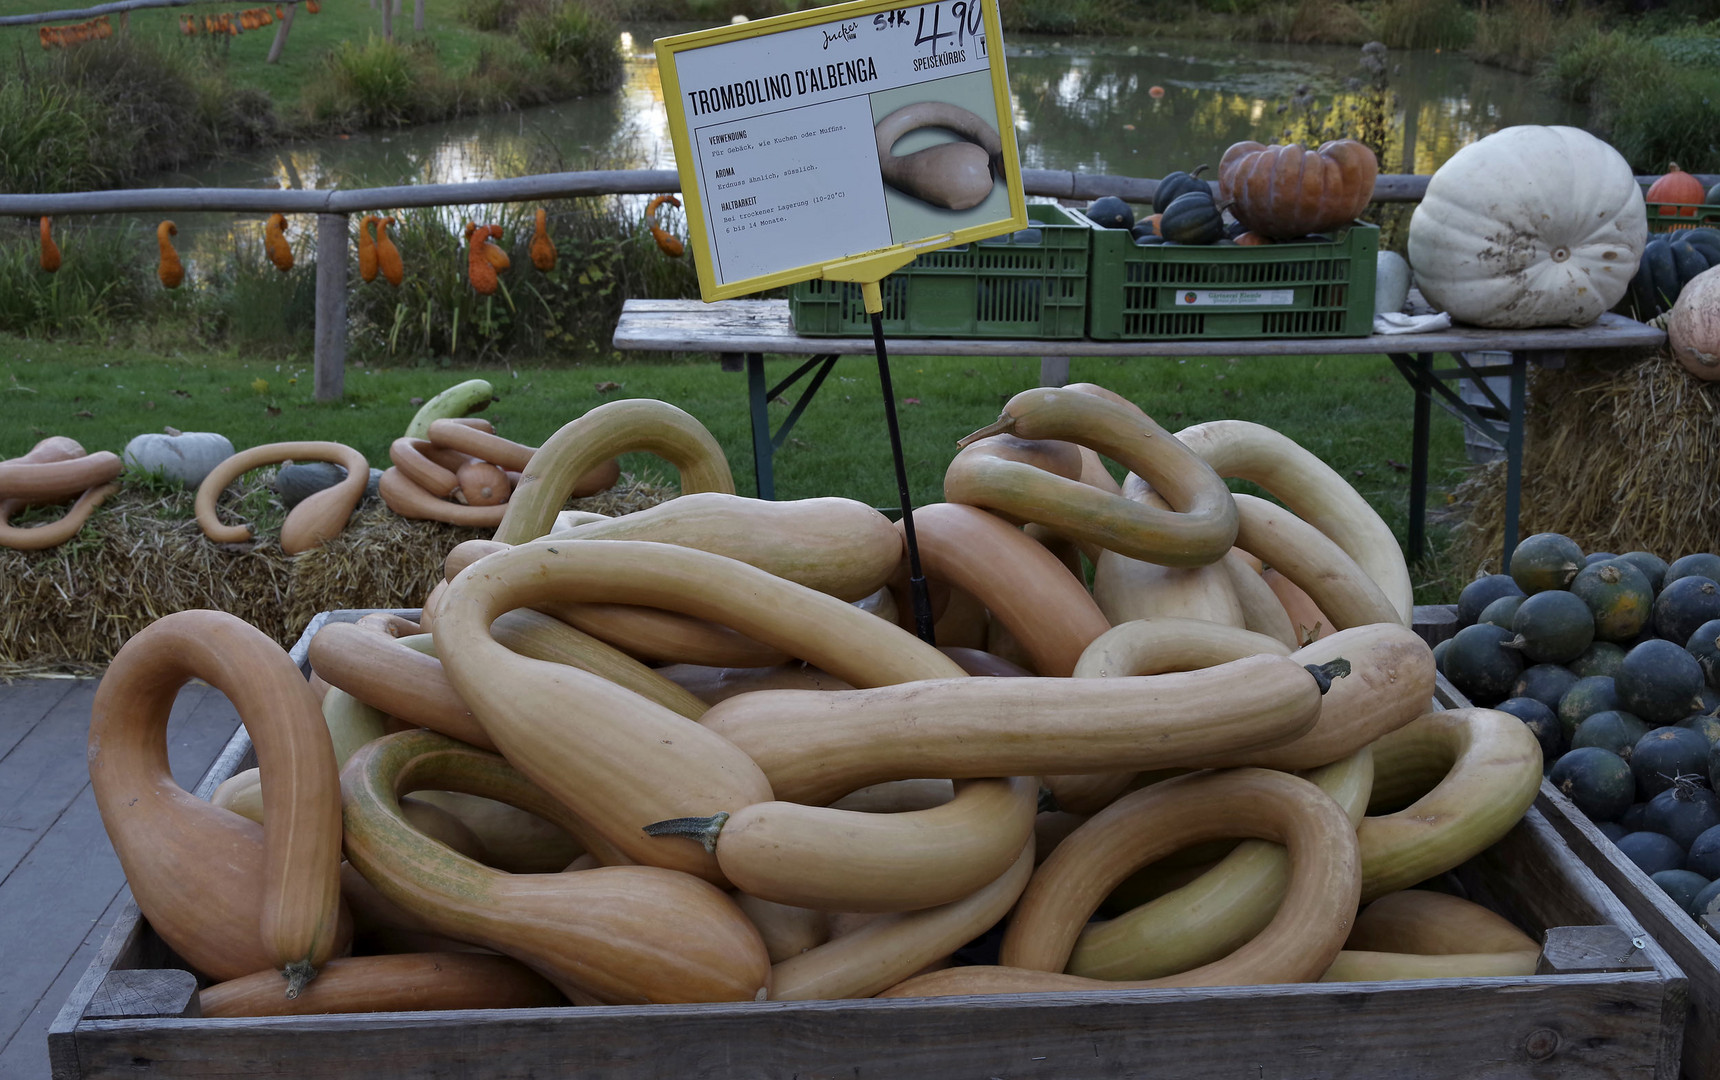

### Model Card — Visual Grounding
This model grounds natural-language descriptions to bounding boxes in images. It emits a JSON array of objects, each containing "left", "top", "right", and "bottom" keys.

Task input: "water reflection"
[{"left": 137, "top": 29, "right": 1579, "bottom": 263}]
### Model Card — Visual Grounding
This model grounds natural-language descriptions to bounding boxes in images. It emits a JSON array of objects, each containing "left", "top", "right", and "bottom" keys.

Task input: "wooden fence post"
[
  {"left": 266, "top": 1, "right": 294, "bottom": 64},
  {"left": 314, "top": 214, "right": 348, "bottom": 402}
]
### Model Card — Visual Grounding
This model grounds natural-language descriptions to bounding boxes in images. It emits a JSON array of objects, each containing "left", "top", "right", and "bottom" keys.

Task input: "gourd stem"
[
  {"left": 1037, "top": 787, "right": 1060, "bottom": 814},
  {"left": 956, "top": 415, "right": 1016, "bottom": 448},
  {"left": 641, "top": 811, "right": 730, "bottom": 854},
  {"left": 282, "top": 959, "right": 317, "bottom": 1000},
  {"left": 1305, "top": 658, "right": 1352, "bottom": 694}
]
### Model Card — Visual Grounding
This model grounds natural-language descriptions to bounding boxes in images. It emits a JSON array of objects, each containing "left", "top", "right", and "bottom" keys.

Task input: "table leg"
[
  {"left": 1389, "top": 352, "right": 1434, "bottom": 562},
  {"left": 745, "top": 352, "right": 775, "bottom": 501},
  {"left": 1502, "top": 351, "right": 1531, "bottom": 572}
]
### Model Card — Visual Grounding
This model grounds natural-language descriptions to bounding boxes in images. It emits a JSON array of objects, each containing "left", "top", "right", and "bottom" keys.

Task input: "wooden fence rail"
[{"left": 2, "top": 167, "right": 1712, "bottom": 399}]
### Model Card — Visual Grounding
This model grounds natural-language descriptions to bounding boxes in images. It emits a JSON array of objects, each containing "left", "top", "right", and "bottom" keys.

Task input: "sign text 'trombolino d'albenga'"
[{"left": 657, "top": 0, "right": 1025, "bottom": 301}]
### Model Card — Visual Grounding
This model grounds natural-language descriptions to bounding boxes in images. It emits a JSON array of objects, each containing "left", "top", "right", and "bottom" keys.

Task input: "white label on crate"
[{"left": 1173, "top": 289, "right": 1294, "bottom": 307}]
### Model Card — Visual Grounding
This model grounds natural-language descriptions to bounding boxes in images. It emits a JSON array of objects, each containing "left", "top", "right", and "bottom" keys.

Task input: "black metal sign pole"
[{"left": 868, "top": 305, "right": 936, "bottom": 646}]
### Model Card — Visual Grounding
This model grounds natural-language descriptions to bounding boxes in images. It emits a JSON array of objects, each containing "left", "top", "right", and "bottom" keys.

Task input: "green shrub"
[
  {"left": 1377, "top": 0, "right": 1473, "bottom": 50},
  {"left": 315, "top": 36, "right": 425, "bottom": 128},
  {"left": 460, "top": 0, "right": 517, "bottom": 32},
  {"left": 514, "top": 1, "right": 623, "bottom": 92},
  {"left": 0, "top": 222, "right": 161, "bottom": 338}
]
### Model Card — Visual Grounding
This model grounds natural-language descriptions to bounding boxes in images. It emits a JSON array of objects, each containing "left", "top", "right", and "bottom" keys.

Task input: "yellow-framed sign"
[{"left": 656, "top": 0, "right": 1026, "bottom": 302}]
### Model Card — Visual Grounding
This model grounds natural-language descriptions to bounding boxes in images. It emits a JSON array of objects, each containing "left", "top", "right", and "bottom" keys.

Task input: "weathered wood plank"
[
  {"left": 1541, "top": 785, "right": 1720, "bottom": 1080},
  {"left": 86, "top": 971, "right": 199, "bottom": 1021},
  {"left": 1538, "top": 926, "right": 1653, "bottom": 975},
  {"left": 48, "top": 897, "right": 148, "bottom": 1080},
  {"left": 66, "top": 974, "right": 1673, "bottom": 1080},
  {"left": 22, "top": 889, "right": 133, "bottom": 1080},
  {"left": 0, "top": 682, "right": 121, "bottom": 882},
  {"left": 612, "top": 299, "right": 1666, "bottom": 358},
  {"left": 1412, "top": 603, "right": 1457, "bottom": 646},
  {"left": 0, "top": 676, "right": 77, "bottom": 761}
]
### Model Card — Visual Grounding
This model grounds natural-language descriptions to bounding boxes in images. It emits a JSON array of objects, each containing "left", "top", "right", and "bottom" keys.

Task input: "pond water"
[{"left": 142, "top": 29, "right": 1584, "bottom": 257}]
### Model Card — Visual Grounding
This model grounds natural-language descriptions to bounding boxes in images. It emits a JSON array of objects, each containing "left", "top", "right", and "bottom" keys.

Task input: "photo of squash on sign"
[{"left": 868, "top": 71, "right": 1011, "bottom": 244}]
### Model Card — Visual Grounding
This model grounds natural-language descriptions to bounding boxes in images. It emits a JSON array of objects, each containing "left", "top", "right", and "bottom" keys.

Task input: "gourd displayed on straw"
[
  {"left": 88, "top": 386, "right": 1557, "bottom": 1017},
  {"left": 0, "top": 436, "right": 122, "bottom": 550},
  {"left": 194, "top": 441, "right": 370, "bottom": 554}
]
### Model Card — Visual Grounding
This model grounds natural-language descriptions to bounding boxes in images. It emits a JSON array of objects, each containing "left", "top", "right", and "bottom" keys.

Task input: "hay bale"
[
  {"left": 1449, "top": 350, "right": 1720, "bottom": 576},
  {"left": 0, "top": 473, "right": 673, "bottom": 678}
]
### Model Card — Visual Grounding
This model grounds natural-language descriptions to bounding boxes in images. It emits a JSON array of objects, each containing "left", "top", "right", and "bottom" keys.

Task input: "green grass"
[{"left": 0, "top": 334, "right": 1474, "bottom": 602}]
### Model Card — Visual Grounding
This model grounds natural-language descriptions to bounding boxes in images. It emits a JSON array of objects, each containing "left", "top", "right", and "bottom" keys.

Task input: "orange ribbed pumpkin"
[
  {"left": 1647, "top": 164, "right": 1706, "bottom": 221},
  {"left": 1218, "top": 139, "right": 1378, "bottom": 240}
]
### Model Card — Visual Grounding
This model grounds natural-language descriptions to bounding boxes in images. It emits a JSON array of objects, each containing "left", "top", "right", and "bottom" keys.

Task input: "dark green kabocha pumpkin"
[
  {"left": 1159, "top": 191, "right": 1226, "bottom": 245},
  {"left": 1442, "top": 623, "right": 1524, "bottom": 705},
  {"left": 1616, "top": 551, "right": 1669, "bottom": 595},
  {"left": 1686, "top": 824, "right": 1720, "bottom": 879},
  {"left": 1558, "top": 675, "right": 1623, "bottom": 738},
  {"left": 1653, "top": 869, "right": 1712, "bottom": 913},
  {"left": 1085, "top": 195, "right": 1135, "bottom": 230},
  {"left": 1685, "top": 618, "right": 1720, "bottom": 691},
  {"left": 1550, "top": 746, "right": 1636, "bottom": 822},
  {"left": 1570, "top": 641, "right": 1628, "bottom": 679},
  {"left": 1656, "top": 576, "right": 1720, "bottom": 646},
  {"left": 1508, "top": 590, "right": 1595, "bottom": 664},
  {"left": 1153, "top": 164, "right": 1211, "bottom": 214},
  {"left": 1618, "top": 639, "right": 1707, "bottom": 725},
  {"left": 1495, "top": 696, "right": 1565, "bottom": 763},
  {"left": 1511, "top": 663, "right": 1579, "bottom": 710},
  {"left": 1457, "top": 574, "right": 1525, "bottom": 628},
  {"left": 1585, "top": 551, "right": 1621, "bottom": 567},
  {"left": 1631, "top": 725, "right": 1712, "bottom": 799},
  {"left": 1510, "top": 533, "right": 1585, "bottom": 594},
  {"left": 1692, "top": 878, "right": 1720, "bottom": 919},
  {"left": 1616, "top": 831, "right": 1687, "bottom": 876},
  {"left": 1478, "top": 594, "right": 1526, "bottom": 631},
  {"left": 1627, "top": 229, "right": 1720, "bottom": 319},
  {"left": 1667, "top": 553, "right": 1720, "bottom": 588},
  {"left": 1571, "top": 710, "right": 1649, "bottom": 758},
  {"left": 1570, "top": 559, "right": 1655, "bottom": 642},
  {"left": 1645, "top": 780, "right": 1720, "bottom": 850}
]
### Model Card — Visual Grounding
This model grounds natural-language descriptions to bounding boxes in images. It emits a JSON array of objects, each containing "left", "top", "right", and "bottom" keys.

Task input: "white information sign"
[{"left": 658, "top": 0, "right": 1025, "bottom": 301}]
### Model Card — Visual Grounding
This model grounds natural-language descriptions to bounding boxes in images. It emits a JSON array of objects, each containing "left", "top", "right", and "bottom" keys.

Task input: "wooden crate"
[
  {"left": 48, "top": 616, "right": 1690, "bottom": 1080},
  {"left": 1439, "top": 675, "right": 1720, "bottom": 1080}
]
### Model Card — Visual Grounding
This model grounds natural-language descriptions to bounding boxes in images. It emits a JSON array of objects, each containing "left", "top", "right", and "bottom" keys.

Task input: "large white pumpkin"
[{"left": 1408, "top": 126, "right": 1646, "bottom": 328}]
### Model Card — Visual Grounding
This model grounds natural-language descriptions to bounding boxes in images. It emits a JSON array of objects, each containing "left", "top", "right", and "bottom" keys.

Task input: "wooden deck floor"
[{"left": 0, "top": 677, "right": 239, "bottom": 1080}]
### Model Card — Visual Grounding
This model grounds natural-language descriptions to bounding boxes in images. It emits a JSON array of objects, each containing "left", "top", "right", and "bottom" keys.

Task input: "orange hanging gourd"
[
  {"left": 264, "top": 213, "right": 293, "bottom": 273},
  {"left": 39, "top": 217, "right": 61, "bottom": 273},
  {"left": 645, "top": 195, "right": 685, "bottom": 257},
  {"left": 480, "top": 225, "right": 510, "bottom": 271},
  {"left": 157, "top": 221, "right": 184, "bottom": 289},
  {"left": 468, "top": 229, "right": 499, "bottom": 296},
  {"left": 307, "top": 0, "right": 320, "bottom": 13},
  {"left": 376, "top": 216, "right": 404, "bottom": 286},
  {"left": 530, "top": 207, "right": 556, "bottom": 272},
  {"left": 358, "top": 215, "right": 379, "bottom": 282}
]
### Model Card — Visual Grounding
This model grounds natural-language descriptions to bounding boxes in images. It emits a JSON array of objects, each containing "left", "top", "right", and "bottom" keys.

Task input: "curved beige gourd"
[
  {"left": 434, "top": 539, "right": 962, "bottom": 878},
  {"left": 563, "top": 493, "right": 903, "bottom": 602},
  {"left": 734, "top": 894, "right": 830, "bottom": 964},
  {"left": 890, "top": 769, "right": 1360, "bottom": 995},
  {"left": 648, "top": 776, "right": 1036, "bottom": 913},
  {"left": 307, "top": 621, "right": 493, "bottom": 751},
  {"left": 1266, "top": 567, "right": 1333, "bottom": 644},
  {"left": 874, "top": 101, "right": 1002, "bottom": 211},
  {"left": 0, "top": 436, "right": 122, "bottom": 504},
  {"left": 195, "top": 442, "right": 370, "bottom": 554},
  {"left": 340, "top": 730, "right": 770, "bottom": 1003},
  {"left": 1181, "top": 623, "right": 1435, "bottom": 772},
  {"left": 407, "top": 789, "right": 586, "bottom": 875},
  {"left": 427, "top": 419, "right": 623, "bottom": 498},
  {"left": 770, "top": 838, "right": 1034, "bottom": 1001},
  {"left": 1068, "top": 749, "right": 1373, "bottom": 980},
  {"left": 1089, "top": 479, "right": 1244, "bottom": 628},
  {"left": 1231, "top": 494, "right": 1401, "bottom": 631},
  {"left": 1043, "top": 619, "right": 1292, "bottom": 813},
  {"left": 1223, "top": 550, "right": 1301, "bottom": 647},
  {"left": 212, "top": 767, "right": 490, "bottom": 862},
  {"left": 701, "top": 653, "right": 1330, "bottom": 805},
  {"left": 200, "top": 953, "right": 565, "bottom": 1017},
  {"left": 1358, "top": 708, "right": 1543, "bottom": 902},
  {"left": 0, "top": 482, "right": 119, "bottom": 551},
  {"left": 901, "top": 502, "right": 1109, "bottom": 677},
  {"left": 88, "top": 610, "right": 346, "bottom": 990},
  {"left": 1322, "top": 889, "right": 1541, "bottom": 981},
  {"left": 1177, "top": 420, "right": 1413, "bottom": 624},
  {"left": 378, "top": 467, "right": 508, "bottom": 528},
  {"left": 390, "top": 437, "right": 470, "bottom": 498},
  {"left": 493, "top": 400, "right": 733, "bottom": 543},
  {"left": 491, "top": 608, "right": 709, "bottom": 719},
  {"left": 951, "top": 387, "right": 1238, "bottom": 567},
  {"left": 658, "top": 662, "right": 855, "bottom": 705}
]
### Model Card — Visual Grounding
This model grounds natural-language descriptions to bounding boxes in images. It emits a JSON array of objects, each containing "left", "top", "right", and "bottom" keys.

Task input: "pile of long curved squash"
[{"left": 87, "top": 385, "right": 1546, "bottom": 1017}]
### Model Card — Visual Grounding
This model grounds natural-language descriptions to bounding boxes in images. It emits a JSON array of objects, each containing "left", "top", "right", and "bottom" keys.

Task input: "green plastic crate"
[
  {"left": 788, "top": 204, "right": 1090, "bottom": 339},
  {"left": 1648, "top": 204, "right": 1720, "bottom": 233},
  {"left": 1084, "top": 215, "right": 1379, "bottom": 341}
]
